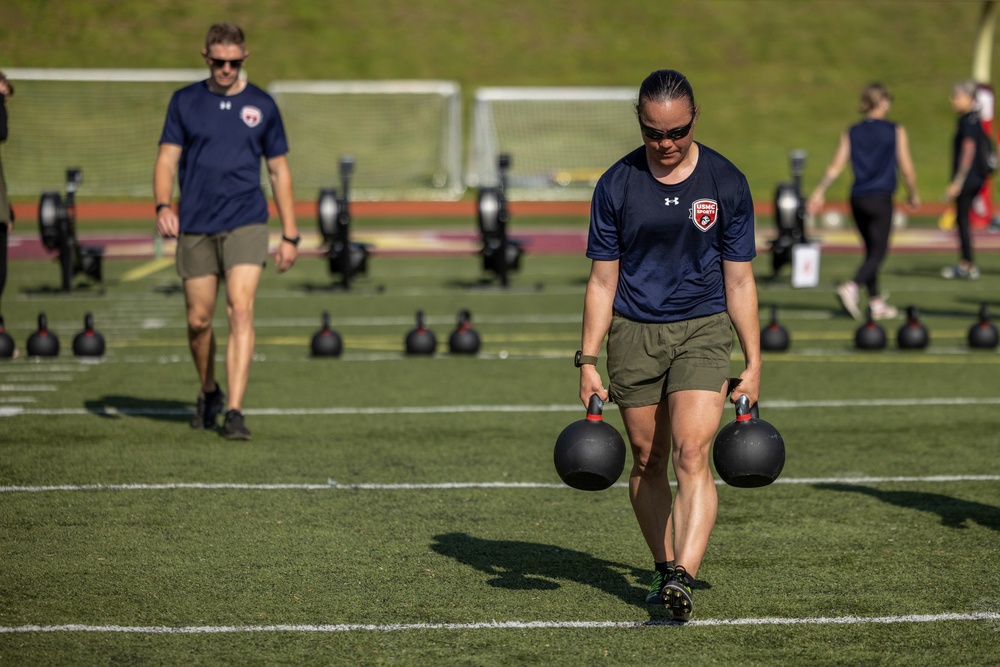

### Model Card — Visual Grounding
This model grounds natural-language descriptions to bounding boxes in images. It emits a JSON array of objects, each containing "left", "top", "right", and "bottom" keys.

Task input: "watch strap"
[
  {"left": 575, "top": 350, "right": 599, "bottom": 367},
  {"left": 281, "top": 233, "right": 301, "bottom": 246}
]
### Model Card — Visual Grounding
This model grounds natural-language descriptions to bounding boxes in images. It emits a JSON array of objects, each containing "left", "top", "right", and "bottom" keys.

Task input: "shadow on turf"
[
  {"left": 84, "top": 395, "right": 192, "bottom": 423},
  {"left": 431, "top": 532, "right": 710, "bottom": 616},
  {"left": 815, "top": 483, "right": 1000, "bottom": 531}
]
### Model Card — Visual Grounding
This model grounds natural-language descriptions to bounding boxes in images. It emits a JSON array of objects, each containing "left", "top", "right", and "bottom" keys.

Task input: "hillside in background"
[{"left": 2, "top": 0, "right": 997, "bottom": 201}]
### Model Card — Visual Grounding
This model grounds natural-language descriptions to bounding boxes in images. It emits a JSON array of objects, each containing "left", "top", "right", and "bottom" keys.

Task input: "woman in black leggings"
[
  {"left": 808, "top": 83, "right": 920, "bottom": 320},
  {"left": 943, "top": 80, "right": 986, "bottom": 280}
]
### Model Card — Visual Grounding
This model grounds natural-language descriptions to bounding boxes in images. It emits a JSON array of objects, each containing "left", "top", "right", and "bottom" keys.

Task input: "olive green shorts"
[
  {"left": 175, "top": 224, "right": 269, "bottom": 280},
  {"left": 607, "top": 311, "right": 733, "bottom": 408}
]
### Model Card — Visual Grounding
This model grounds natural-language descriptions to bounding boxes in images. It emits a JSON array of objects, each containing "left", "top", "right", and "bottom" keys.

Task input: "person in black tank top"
[{"left": 808, "top": 83, "right": 920, "bottom": 321}]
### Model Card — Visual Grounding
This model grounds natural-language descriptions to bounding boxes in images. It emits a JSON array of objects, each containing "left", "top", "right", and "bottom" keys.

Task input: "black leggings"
[
  {"left": 849, "top": 193, "right": 894, "bottom": 298},
  {"left": 954, "top": 183, "right": 981, "bottom": 264},
  {"left": 0, "top": 223, "right": 7, "bottom": 311}
]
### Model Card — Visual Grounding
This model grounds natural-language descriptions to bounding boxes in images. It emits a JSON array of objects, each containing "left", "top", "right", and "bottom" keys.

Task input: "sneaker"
[
  {"left": 222, "top": 409, "right": 252, "bottom": 441},
  {"left": 836, "top": 282, "right": 862, "bottom": 320},
  {"left": 645, "top": 565, "right": 674, "bottom": 605},
  {"left": 869, "top": 298, "right": 898, "bottom": 321},
  {"left": 191, "top": 384, "right": 225, "bottom": 430},
  {"left": 661, "top": 566, "right": 694, "bottom": 622},
  {"left": 941, "top": 264, "right": 981, "bottom": 280}
]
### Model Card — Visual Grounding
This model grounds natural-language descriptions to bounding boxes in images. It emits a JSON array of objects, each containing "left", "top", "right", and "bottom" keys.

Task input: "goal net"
[
  {"left": 467, "top": 87, "right": 640, "bottom": 200},
  {"left": 2, "top": 68, "right": 209, "bottom": 198},
  {"left": 268, "top": 80, "right": 463, "bottom": 200}
]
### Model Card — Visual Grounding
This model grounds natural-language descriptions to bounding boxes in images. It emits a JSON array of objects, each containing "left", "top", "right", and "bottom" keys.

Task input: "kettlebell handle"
[
  {"left": 586, "top": 393, "right": 605, "bottom": 419},
  {"left": 735, "top": 394, "right": 752, "bottom": 420}
]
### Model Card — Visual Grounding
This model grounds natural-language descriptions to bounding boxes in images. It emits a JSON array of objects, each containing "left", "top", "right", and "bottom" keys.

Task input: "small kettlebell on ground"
[
  {"left": 26, "top": 313, "right": 60, "bottom": 358},
  {"left": 311, "top": 312, "right": 343, "bottom": 357},
  {"left": 405, "top": 310, "right": 437, "bottom": 355},
  {"left": 0, "top": 316, "right": 15, "bottom": 359},
  {"left": 896, "top": 305, "right": 929, "bottom": 350},
  {"left": 448, "top": 309, "right": 481, "bottom": 355},
  {"left": 854, "top": 307, "right": 887, "bottom": 350},
  {"left": 760, "top": 305, "right": 790, "bottom": 352},
  {"left": 72, "top": 312, "right": 106, "bottom": 357},
  {"left": 713, "top": 395, "right": 785, "bottom": 488},
  {"left": 968, "top": 303, "right": 999, "bottom": 350},
  {"left": 553, "top": 394, "right": 626, "bottom": 491}
]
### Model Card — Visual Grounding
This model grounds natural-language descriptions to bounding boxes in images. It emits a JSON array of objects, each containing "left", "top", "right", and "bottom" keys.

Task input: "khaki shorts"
[
  {"left": 607, "top": 311, "right": 733, "bottom": 408},
  {"left": 176, "top": 224, "right": 269, "bottom": 280}
]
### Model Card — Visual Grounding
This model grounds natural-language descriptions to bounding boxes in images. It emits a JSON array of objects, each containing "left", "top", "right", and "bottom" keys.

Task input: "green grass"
[
  {"left": 0, "top": 247, "right": 999, "bottom": 665},
  {"left": 3, "top": 0, "right": 1000, "bottom": 201}
]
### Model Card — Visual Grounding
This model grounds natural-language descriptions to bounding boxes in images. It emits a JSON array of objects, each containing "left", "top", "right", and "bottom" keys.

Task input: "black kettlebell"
[
  {"left": 854, "top": 308, "right": 886, "bottom": 350},
  {"left": 405, "top": 310, "right": 437, "bottom": 355},
  {"left": 896, "top": 305, "right": 929, "bottom": 350},
  {"left": 713, "top": 395, "right": 785, "bottom": 488},
  {"left": 26, "top": 313, "right": 60, "bottom": 358},
  {"left": 760, "top": 305, "right": 790, "bottom": 352},
  {"left": 72, "top": 312, "right": 105, "bottom": 357},
  {"left": 968, "top": 303, "right": 999, "bottom": 350},
  {"left": 0, "top": 316, "right": 15, "bottom": 359},
  {"left": 448, "top": 309, "right": 481, "bottom": 355},
  {"left": 311, "top": 311, "right": 343, "bottom": 357},
  {"left": 553, "top": 394, "right": 626, "bottom": 491}
]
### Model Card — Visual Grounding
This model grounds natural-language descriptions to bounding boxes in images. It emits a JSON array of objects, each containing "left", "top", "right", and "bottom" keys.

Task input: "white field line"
[
  {"left": 2, "top": 475, "right": 998, "bottom": 494},
  {"left": 4, "top": 395, "right": 1000, "bottom": 418},
  {"left": 1, "top": 612, "right": 998, "bottom": 634}
]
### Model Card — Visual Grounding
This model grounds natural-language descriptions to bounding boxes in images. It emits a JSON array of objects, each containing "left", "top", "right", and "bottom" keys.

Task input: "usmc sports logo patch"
[
  {"left": 240, "top": 105, "right": 262, "bottom": 128},
  {"left": 690, "top": 199, "right": 719, "bottom": 232}
]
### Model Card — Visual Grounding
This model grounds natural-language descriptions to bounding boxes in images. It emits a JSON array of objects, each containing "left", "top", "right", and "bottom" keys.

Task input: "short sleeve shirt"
[
  {"left": 160, "top": 80, "right": 289, "bottom": 234},
  {"left": 587, "top": 144, "right": 756, "bottom": 323}
]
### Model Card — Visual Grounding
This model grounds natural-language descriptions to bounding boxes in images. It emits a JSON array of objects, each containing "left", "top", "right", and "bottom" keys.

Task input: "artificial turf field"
[{"left": 1, "top": 231, "right": 999, "bottom": 665}]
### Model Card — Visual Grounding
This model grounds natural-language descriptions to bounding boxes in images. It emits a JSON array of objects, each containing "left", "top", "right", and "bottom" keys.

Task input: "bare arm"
[
  {"left": 579, "top": 259, "right": 618, "bottom": 406},
  {"left": 895, "top": 125, "right": 920, "bottom": 210},
  {"left": 946, "top": 137, "right": 977, "bottom": 201},
  {"left": 807, "top": 131, "right": 851, "bottom": 215},
  {"left": 153, "top": 143, "right": 182, "bottom": 238},
  {"left": 723, "top": 259, "right": 761, "bottom": 406},
  {"left": 266, "top": 154, "right": 299, "bottom": 273}
]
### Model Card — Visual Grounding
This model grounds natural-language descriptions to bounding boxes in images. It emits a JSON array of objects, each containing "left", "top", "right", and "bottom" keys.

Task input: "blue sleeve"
[
  {"left": 722, "top": 173, "right": 756, "bottom": 262},
  {"left": 159, "top": 92, "right": 186, "bottom": 146},
  {"left": 262, "top": 99, "right": 289, "bottom": 159},
  {"left": 586, "top": 174, "right": 621, "bottom": 260}
]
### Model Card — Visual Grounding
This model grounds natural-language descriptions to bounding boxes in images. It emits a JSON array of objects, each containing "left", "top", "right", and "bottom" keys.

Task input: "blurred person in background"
[
  {"left": 942, "top": 80, "right": 988, "bottom": 280},
  {"left": 578, "top": 69, "right": 760, "bottom": 623},
  {"left": 807, "top": 82, "right": 920, "bottom": 320},
  {"left": 0, "top": 71, "right": 14, "bottom": 314}
]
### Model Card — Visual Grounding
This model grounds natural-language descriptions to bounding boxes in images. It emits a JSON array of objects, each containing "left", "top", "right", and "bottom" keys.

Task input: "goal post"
[
  {"left": 467, "top": 86, "right": 639, "bottom": 200},
  {"left": 268, "top": 80, "right": 463, "bottom": 200},
  {"left": 2, "top": 68, "right": 209, "bottom": 198}
]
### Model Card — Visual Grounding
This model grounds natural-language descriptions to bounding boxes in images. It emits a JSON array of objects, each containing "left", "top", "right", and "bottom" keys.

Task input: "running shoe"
[
  {"left": 868, "top": 298, "right": 898, "bottom": 320},
  {"left": 645, "top": 565, "right": 674, "bottom": 605},
  {"left": 941, "top": 264, "right": 981, "bottom": 280},
  {"left": 191, "top": 384, "right": 225, "bottom": 430},
  {"left": 222, "top": 409, "right": 252, "bottom": 441},
  {"left": 836, "top": 282, "right": 862, "bottom": 320},
  {"left": 661, "top": 566, "right": 694, "bottom": 622}
]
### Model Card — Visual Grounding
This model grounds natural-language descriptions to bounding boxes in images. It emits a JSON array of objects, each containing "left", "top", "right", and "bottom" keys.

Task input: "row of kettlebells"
[
  {"left": 312, "top": 309, "right": 481, "bottom": 357},
  {"left": 761, "top": 304, "right": 1000, "bottom": 351},
  {"left": 0, "top": 313, "right": 105, "bottom": 358}
]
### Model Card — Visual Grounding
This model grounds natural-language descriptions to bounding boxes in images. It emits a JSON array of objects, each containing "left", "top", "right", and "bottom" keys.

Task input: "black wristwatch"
[
  {"left": 281, "top": 233, "right": 301, "bottom": 246},
  {"left": 574, "top": 350, "right": 599, "bottom": 368}
]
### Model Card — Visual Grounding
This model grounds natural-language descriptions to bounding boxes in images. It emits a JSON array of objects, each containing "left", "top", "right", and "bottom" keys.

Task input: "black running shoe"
[
  {"left": 192, "top": 384, "right": 226, "bottom": 430},
  {"left": 222, "top": 409, "right": 252, "bottom": 441},
  {"left": 662, "top": 566, "right": 694, "bottom": 622},
  {"left": 646, "top": 562, "right": 675, "bottom": 605}
]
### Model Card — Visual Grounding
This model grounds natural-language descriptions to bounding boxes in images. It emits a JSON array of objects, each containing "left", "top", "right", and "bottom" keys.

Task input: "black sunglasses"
[
  {"left": 639, "top": 116, "right": 695, "bottom": 142},
  {"left": 208, "top": 57, "right": 245, "bottom": 69}
]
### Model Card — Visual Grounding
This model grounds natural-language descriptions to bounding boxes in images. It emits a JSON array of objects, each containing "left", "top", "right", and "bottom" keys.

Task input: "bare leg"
[
  {"left": 223, "top": 263, "right": 262, "bottom": 412},
  {"left": 184, "top": 275, "right": 220, "bottom": 394},
  {"left": 621, "top": 402, "right": 675, "bottom": 564}
]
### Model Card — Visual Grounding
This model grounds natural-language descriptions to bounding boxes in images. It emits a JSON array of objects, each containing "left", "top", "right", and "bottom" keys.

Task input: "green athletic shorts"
[
  {"left": 175, "top": 224, "right": 269, "bottom": 279},
  {"left": 607, "top": 311, "right": 733, "bottom": 408}
]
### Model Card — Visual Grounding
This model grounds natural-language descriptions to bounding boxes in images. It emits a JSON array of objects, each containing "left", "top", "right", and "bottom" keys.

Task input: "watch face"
[{"left": 574, "top": 350, "right": 582, "bottom": 367}]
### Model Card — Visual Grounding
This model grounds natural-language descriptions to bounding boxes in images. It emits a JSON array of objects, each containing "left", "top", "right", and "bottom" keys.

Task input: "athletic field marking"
[
  {"left": 2, "top": 475, "right": 997, "bottom": 494},
  {"left": 120, "top": 258, "right": 175, "bottom": 281},
  {"left": 2, "top": 612, "right": 997, "bottom": 634},
  {"left": 3, "top": 395, "right": 1000, "bottom": 418}
]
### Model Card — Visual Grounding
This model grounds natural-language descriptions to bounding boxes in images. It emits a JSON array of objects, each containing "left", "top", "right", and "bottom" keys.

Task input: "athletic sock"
[{"left": 655, "top": 560, "right": 676, "bottom": 575}]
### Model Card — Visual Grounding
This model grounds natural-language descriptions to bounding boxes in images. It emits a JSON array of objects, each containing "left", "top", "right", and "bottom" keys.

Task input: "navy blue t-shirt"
[
  {"left": 159, "top": 80, "right": 289, "bottom": 234},
  {"left": 587, "top": 144, "right": 756, "bottom": 323},
  {"left": 849, "top": 119, "right": 898, "bottom": 198}
]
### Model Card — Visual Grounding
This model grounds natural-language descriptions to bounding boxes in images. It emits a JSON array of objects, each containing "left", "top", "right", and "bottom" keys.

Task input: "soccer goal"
[
  {"left": 268, "top": 80, "right": 463, "bottom": 200},
  {"left": 467, "top": 87, "right": 639, "bottom": 200},
  {"left": 2, "top": 68, "right": 209, "bottom": 198}
]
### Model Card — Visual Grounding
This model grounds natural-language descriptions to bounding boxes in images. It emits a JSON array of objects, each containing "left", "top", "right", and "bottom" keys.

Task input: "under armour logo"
[
  {"left": 219, "top": 100, "right": 232, "bottom": 110},
  {"left": 664, "top": 197, "right": 680, "bottom": 206}
]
